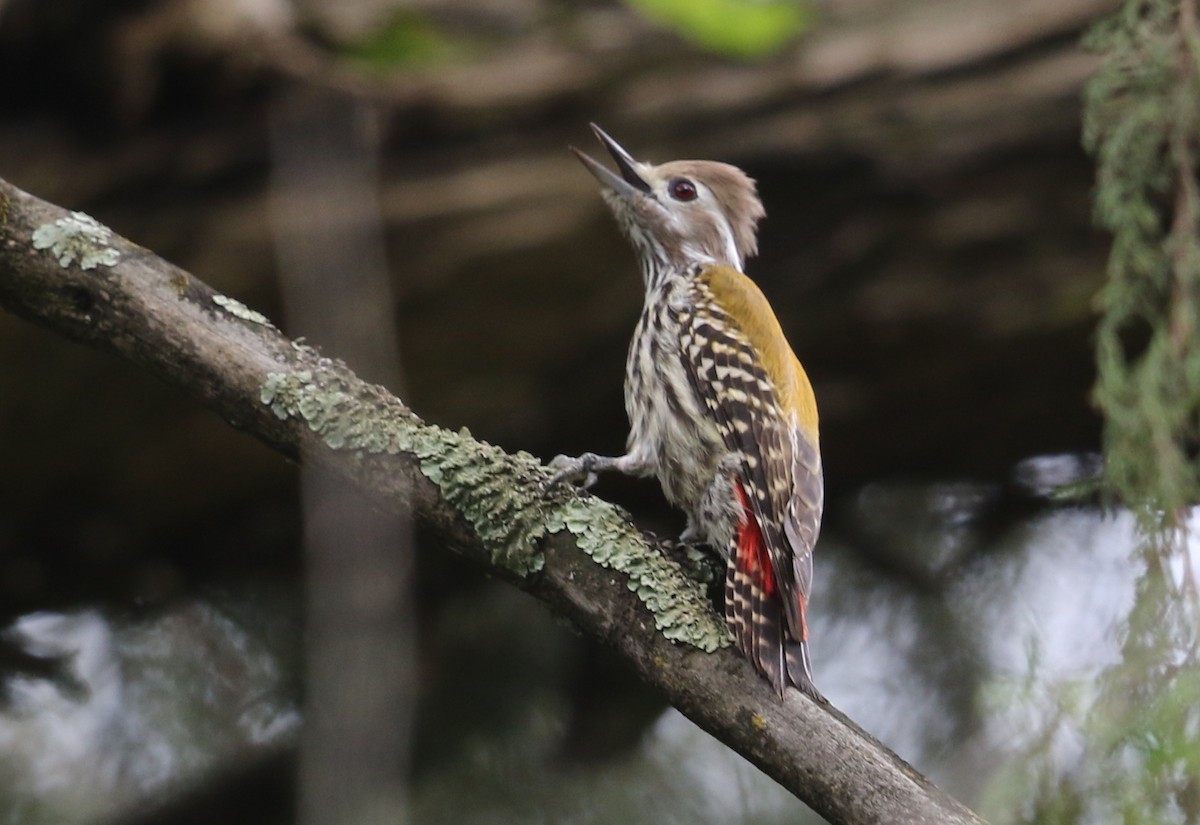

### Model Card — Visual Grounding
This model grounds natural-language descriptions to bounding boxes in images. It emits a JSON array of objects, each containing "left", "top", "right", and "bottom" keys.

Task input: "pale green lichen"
[
  {"left": 213, "top": 294, "right": 274, "bottom": 327},
  {"left": 545, "top": 500, "right": 730, "bottom": 651},
  {"left": 31, "top": 211, "right": 120, "bottom": 270},
  {"left": 261, "top": 365, "right": 548, "bottom": 575},
  {"left": 260, "top": 363, "right": 729, "bottom": 651}
]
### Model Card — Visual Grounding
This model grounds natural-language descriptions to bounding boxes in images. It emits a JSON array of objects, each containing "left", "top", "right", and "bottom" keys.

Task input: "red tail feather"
[{"left": 734, "top": 481, "right": 774, "bottom": 597}]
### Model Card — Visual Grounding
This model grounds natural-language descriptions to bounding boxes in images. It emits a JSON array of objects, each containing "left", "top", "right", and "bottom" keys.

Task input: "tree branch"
[{"left": 0, "top": 177, "right": 987, "bottom": 825}]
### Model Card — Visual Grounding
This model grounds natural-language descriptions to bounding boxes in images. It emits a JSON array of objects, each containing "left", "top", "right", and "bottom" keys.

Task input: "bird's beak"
[{"left": 571, "top": 123, "right": 652, "bottom": 198}]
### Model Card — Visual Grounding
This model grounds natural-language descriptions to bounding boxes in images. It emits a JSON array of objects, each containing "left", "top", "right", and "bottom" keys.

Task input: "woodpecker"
[{"left": 552, "top": 124, "right": 825, "bottom": 702}]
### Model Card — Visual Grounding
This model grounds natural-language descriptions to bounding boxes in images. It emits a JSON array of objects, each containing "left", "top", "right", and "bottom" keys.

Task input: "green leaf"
[
  {"left": 623, "top": 0, "right": 810, "bottom": 58},
  {"left": 342, "top": 12, "right": 456, "bottom": 71}
]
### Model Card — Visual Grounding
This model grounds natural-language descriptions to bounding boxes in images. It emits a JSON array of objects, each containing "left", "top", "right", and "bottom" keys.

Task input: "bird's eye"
[{"left": 669, "top": 178, "right": 698, "bottom": 202}]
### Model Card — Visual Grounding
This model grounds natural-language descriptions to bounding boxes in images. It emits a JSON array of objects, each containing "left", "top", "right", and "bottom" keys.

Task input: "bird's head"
[{"left": 573, "top": 123, "right": 765, "bottom": 284}]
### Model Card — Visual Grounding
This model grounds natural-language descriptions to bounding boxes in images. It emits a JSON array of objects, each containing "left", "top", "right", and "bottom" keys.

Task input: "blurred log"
[{"left": 0, "top": 0, "right": 1116, "bottom": 517}]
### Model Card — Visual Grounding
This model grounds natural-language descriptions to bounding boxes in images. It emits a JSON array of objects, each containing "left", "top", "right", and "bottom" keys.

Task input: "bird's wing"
[
  {"left": 674, "top": 264, "right": 822, "bottom": 643},
  {"left": 783, "top": 421, "right": 822, "bottom": 639}
]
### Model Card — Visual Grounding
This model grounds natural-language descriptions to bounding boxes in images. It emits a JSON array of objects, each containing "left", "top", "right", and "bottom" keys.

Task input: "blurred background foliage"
[
  {"left": 620, "top": 0, "right": 811, "bottom": 58},
  {"left": 0, "top": 0, "right": 1198, "bottom": 823},
  {"left": 341, "top": 11, "right": 465, "bottom": 71}
]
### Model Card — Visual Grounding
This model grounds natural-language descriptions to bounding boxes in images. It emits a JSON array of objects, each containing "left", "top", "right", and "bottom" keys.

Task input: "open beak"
[{"left": 571, "top": 123, "right": 652, "bottom": 197}]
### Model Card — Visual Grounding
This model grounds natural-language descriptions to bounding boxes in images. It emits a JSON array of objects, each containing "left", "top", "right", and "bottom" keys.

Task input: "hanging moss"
[
  {"left": 1083, "top": 0, "right": 1200, "bottom": 530},
  {"left": 1081, "top": 3, "right": 1200, "bottom": 808},
  {"left": 994, "top": 8, "right": 1200, "bottom": 822}
]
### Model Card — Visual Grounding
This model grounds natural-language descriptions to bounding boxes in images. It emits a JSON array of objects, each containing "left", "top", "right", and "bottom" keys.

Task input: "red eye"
[{"left": 669, "top": 178, "right": 698, "bottom": 201}]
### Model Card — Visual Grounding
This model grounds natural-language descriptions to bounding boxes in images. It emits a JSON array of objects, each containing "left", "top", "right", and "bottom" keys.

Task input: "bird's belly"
[{"left": 626, "top": 362, "right": 724, "bottom": 512}]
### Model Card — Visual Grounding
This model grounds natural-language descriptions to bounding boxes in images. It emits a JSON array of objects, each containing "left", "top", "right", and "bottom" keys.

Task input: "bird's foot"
[
  {"left": 547, "top": 452, "right": 603, "bottom": 490},
  {"left": 657, "top": 537, "right": 723, "bottom": 585}
]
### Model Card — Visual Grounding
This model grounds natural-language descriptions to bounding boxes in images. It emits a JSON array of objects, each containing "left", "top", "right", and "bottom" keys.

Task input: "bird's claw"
[{"left": 547, "top": 453, "right": 600, "bottom": 490}]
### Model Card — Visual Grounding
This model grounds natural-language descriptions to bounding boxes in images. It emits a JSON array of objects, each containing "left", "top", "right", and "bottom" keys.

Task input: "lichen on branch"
[
  {"left": 31, "top": 211, "right": 121, "bottom": 270},
  {"left": 259, "top": 357, "right": 729, "bottom": 650}
]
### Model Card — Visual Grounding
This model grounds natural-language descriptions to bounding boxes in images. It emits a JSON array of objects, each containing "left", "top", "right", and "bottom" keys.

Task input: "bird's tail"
[
  {"left": 725, "top": 562, "right": 825, "bottom": 702},
  {"left": 727, "top": 482, "right": 826, "bottom": 702},
  {"left": 785, "top": 637, "right": 824, "bottom": 703}
]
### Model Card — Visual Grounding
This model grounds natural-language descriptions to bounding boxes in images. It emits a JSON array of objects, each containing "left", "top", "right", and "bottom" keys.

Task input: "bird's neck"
[{"left": 638, "top": 249, "right": 740, "bottom": 297}]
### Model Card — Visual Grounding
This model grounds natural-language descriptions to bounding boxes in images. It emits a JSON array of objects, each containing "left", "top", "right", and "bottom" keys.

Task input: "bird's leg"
[
  {"left": 685, "top": 453, "right": 743, "bottom": 552},
  {"left": 547, "top": 451, "right": 649, "bottom": 490},
  {"left": 659, "top": 454, "right": 740, "bottom": 595},
  {"left": 678, "top": 514, "right": 705, "bottom": 545}
]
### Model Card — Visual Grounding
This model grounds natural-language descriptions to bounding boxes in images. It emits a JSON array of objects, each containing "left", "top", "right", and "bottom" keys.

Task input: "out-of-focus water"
[
  {"left": 1, "top": 456, "right": 1197, "bottom": 825},
  {"left": 0, "top": 590, "right": 301, "bottom": 824}
]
